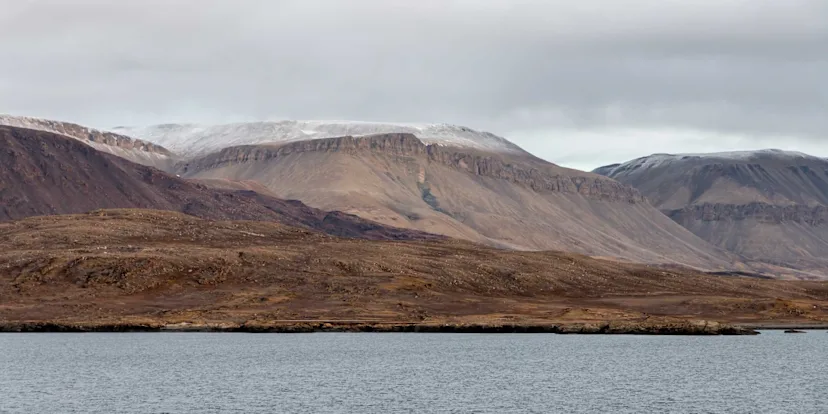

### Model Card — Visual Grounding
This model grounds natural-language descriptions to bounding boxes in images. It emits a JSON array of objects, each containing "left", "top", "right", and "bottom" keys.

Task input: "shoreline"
[
  {"left": 0, "top": 320, "right": 762, "bottom": 335},
  {"left": 739, "top": 323, "right": 828, "bottom": 330}
]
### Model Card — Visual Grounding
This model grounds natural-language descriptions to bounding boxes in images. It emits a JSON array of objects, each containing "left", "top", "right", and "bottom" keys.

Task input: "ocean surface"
[{"left": 1, "top": 331, "right": 825, "bottom": 413}]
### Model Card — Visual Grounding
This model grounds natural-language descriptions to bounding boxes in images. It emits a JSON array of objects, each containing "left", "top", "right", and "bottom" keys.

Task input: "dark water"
[{"left": 1, "top": 331, "right": 825, "bottom": 413}]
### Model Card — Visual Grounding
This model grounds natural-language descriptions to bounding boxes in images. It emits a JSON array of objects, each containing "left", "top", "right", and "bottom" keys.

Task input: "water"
[{"left": 1, "top": 332, "right": 825, "bottom": 413}]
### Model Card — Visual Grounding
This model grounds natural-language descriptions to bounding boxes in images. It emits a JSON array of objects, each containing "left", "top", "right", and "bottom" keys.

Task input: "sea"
[{"left": 1, "top": 331, "right": 825, "bottom": 413}]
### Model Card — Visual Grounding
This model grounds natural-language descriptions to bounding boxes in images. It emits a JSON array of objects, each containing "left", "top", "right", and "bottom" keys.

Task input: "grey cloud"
[{"left": 0, "top": 0, "right": 826, "bottom": 170}]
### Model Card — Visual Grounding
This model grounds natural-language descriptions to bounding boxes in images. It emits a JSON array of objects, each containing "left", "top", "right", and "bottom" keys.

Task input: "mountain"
[
  {"left": 112, "top": 121, "right": 525, "bottom": 158},
  {"left": 3, "top": 209, "right": 827, "bottom": 331},
  {"left": 0, "top": 125, "right": 439, "bottom": 241},
  {"left": 115, "top": 121, "right": 740, "bottom": 271},
  {"left": 595, "top": 150, "right": 828, "bottom": 277},
  {"left": 0, "top": 115, "right": 176, "bottom": 171}
]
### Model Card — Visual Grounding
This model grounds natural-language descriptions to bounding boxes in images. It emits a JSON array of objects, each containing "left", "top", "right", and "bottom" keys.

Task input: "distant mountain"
[
  {"left": 0, "top": 115, "right": 176, "bottom": 171},
  {"left": 114, "top": 122, "right": 740, "bottom": 271},
  {"left": 112, "top": 120, "right": 526, "bottom": 159},
  {"left": 0, "top": 116, "right": 755, "bottom": 272},
  {"left": 595, "top": 150, "right": 828, "bottom": 277},
  {"left": 0, "top": 125, "right": 439, "bottom": 241}
]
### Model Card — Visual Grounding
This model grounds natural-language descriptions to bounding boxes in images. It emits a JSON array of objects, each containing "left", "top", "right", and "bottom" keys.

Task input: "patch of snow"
[
  {"left": 111, "top": 120, "right": 526, "bottom": 158},
  {"left": 601, "top": 149, "right": 821, "bottom": 177}
]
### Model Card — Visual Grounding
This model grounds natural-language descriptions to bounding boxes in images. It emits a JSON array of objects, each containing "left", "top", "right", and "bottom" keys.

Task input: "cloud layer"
[{"left": 1, "top": 0, "right": 826, "bottom": 169}]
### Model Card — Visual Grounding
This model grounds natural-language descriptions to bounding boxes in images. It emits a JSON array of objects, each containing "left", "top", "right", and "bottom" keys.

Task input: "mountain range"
[
  {"left": 3, "top": 114, "right": 828, "bottom": 280},
  {"left": 4, "top": 113, "right": 828, "bottom": 332},
  {"left": 14, "top": 116, "right": 742, "bottom": 270}
]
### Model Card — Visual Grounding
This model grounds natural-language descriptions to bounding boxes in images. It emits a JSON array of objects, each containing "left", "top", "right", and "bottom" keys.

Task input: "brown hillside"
[
  {"left": 2, "top": 210, "right": 827, "bottom": 330},
  {"left": 0, "top": 115, "right": 176, "bottom": 171},
  {"left": 176, "top": 134, "right": 739, "bottom": 271},
  {"left": 0, "top": 125, "right": 437, "bottom": 241}
]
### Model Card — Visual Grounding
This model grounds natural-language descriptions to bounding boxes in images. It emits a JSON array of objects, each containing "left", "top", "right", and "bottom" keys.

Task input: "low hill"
[{"left": 2, "top": 210, "right": 827, "bottom": 331}]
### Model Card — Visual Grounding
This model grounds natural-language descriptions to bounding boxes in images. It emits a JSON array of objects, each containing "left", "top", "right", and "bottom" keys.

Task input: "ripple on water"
[{"left": 0, "top": 331, "right": 826, "bottom": 413}]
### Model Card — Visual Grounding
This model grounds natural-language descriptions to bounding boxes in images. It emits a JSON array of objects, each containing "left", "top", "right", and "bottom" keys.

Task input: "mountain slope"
[
  {"left": 595, "top": 150, "right": 828, "bottom": 277},
  {"left": 0, "top": 125, "right": 439, "bottom": 241},
  {"left": 0, "top": 115, "right": 176, "bottom": 171},
  {"left": 154, "top": 129, "right": 741, "bottom": 271}
]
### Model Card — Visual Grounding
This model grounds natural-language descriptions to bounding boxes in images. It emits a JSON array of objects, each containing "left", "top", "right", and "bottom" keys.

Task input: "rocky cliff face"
[
  {"left": 112, "top": 120, "right": 526, "bottom": 158},
  {"left": 179, "top": 133, "right": 644, "bottom": 203},
  {"left": 667, "top": 203, "right": 828, "bottom": 225}
]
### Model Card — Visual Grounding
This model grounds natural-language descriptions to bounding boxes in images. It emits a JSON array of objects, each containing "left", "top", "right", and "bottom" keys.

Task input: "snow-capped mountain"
[
  {"left": 594, "top": 149, "right": 828, "bottom": 277},
  {"left": 111, "top": 120, "right": 526, "bottom": 158},
  {"left": 594, "top": 149, "right": 819, "bottom": 177},
  {"left": 0, "top": 115, "right": 175, "bottom": 170}
]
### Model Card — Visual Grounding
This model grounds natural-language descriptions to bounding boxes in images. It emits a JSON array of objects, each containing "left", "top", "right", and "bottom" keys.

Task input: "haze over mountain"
[{"left": 596, "top": 150, "right": 828, "bottom": 277}]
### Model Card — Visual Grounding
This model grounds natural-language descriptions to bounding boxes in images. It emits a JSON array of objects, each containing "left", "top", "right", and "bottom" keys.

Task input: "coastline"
[
  {"left": 739, "top": 322, "right": 828, "bottom": 330},
  {"left": 0, "top": 320, "right": 760, "bottom": 335}
]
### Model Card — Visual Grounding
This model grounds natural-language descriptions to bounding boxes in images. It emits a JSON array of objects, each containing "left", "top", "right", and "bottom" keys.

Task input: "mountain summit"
[{"left": 112, "top": 121, "right": 526, "bottom": 159}]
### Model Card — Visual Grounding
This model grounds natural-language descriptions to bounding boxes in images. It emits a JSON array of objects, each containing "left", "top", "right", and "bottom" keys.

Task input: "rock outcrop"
[
  {"left": 179, "top": 133, "right": 644, "bottom": 203},
  {"left": 667, "top": 203, "right": 828, "bottom": 225}
]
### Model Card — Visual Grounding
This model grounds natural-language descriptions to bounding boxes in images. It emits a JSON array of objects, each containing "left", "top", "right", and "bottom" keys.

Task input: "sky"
[{"left": 1, "top": 0, "right": 826, "bottom": 171}]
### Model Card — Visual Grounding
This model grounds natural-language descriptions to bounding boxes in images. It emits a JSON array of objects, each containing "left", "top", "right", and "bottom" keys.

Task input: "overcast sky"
[{"left": 1, "top": 0, "right": 826, "bottom": 170}]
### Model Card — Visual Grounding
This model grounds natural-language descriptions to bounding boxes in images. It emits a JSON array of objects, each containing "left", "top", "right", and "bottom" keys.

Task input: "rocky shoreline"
[{"left": 0, "top": 320, "right": 759, "bottom": 335}]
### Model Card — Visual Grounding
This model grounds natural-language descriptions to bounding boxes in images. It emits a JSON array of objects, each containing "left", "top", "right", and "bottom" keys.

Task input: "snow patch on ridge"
[
  {"left": 0, "top": 114, "right": 175, "bottom": 170},
  {"left": 111, "top": 120, "right": 526, "bottom": 158},
  {"left": 599, "top": 149, "right": 821, "bottom": 176},
  {"left": 1, "top": 114, "right": 119, "bottom": 143}
]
